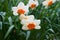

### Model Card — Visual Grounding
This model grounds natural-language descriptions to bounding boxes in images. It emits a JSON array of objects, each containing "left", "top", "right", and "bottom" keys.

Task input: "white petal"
[
  {"left": 12, "top": 7, "right": 17, "bottom": 11},
  {"left": 28, "top": 15, "right": 34, "bottom": 20},
  {"left": 17, "top": 2, "right": 24, "bottom": 8},
  {"left": 42, "top": 1, "right": 47, "bottom": 6},
  {"left": 21, "top": 19, "right": 26, "bottom": 24},
  {"left": 35, "top": 0, "right": 39, "bottom": 6},
  {"left": 13, "top": 12, "right": 18, "bottom": 16},
  {"left": 29, "top": 0, "right": 33, "bottom": 4},
  {"left": 52, "top": 0, "right": 56, "bottom": 3},
  {"left": 35, "top": 26, "right": 41, "bottom": 29},
  {"left": 20, "top": 18, "right": 29, "bottom": 25},
  {"left": 34, "top": 20, "right": 41, "bottom": 25},
  {"left": 26, "top": 4, "right": 30, "bottom": 8},
  {"left": 24, "top": 6, "right": 29, "bottom": 14},
  {"left": 22, "top": 25, "right": 28, "bottom": 30}
]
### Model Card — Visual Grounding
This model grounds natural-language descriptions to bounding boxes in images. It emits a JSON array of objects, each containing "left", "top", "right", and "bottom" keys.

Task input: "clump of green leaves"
[{"left": 0, "top": 0, "right": 60, "bottom": 40}]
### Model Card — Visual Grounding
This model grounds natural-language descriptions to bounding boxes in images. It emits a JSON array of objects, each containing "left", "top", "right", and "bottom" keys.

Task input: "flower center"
[
  {"left": 30, "top": 3, "right": 36, "bottom": 8},
  {"left": 27, "top": 23, "right": 35, "bottom": 30},
  {"left": 17, "top": 9, "right": 25, "bottom": 14},
  {"left": 48, "top": 1, "right": 52, "bottom": 6}
]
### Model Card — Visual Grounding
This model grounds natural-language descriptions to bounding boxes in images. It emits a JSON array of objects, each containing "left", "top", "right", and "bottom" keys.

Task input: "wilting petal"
[{"left": 19, "top": 14, "right": 26, "bottom": 20}]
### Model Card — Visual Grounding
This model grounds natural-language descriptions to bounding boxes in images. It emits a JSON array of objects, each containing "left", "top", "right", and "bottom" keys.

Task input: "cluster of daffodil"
[
  {"left": 42, "top": 0, "right": 56, "bottom": 8},
  {"left": 12, "top": 0, "right": 56, "bottom": 30}
]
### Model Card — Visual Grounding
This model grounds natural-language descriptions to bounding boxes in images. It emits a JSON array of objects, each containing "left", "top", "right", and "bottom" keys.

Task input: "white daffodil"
[
  {"left": 42, "top": 0, "right": 56, "bottom": 8},
  {"left": 21, "top": 17, "right": 41, "bottom": 30},
  {"left": 22, "top": 20, "right": 41, "bottom": 30},
  {"left": 12, "top": 2, "right": 29, "bottom": 16},
  {"left": 20, "top": 15, "right": 34, "bottom": 24},
  {"left": 27, "top": 0, "right": 39, "bottom": 9}
]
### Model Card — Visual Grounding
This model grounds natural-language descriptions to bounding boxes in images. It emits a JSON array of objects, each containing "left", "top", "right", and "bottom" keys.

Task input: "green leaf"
[
  {"left": 4, "top": 25, "right": 14, "bottom": 39},
  {"left": 19, "top": 30, "right": 26, "bottom": 36},
  {"left": 8, "top": 17, "right": 12, "bottom": 25},
  {"left": 26, "top": 31, "right": 31, "bottom": 40},
  {"left": 0, "top": 21, "right": 2, "bottom": 30},
  {"left": 48, "top": 29, "right": 54, "bottom": 33},
  {"left": 44, "top": 17, "right": 51, "bottom": 23},
  {"left": 0, "top": 12, "right": 6, "bottom": 16}
]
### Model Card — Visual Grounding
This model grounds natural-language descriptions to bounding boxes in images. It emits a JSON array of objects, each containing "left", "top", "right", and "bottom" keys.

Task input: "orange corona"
[
  {"left": 17, "top": 9, "right": 25, "bottom": 14},
  {"left": 27, "top": 23, "right": 35, "bottom": 30},
  {"left": 48, "top": 1, "right": 53, "bottom": 6},
  {"left": 30, "top": 3, "right": 36, "bottom": 8}
]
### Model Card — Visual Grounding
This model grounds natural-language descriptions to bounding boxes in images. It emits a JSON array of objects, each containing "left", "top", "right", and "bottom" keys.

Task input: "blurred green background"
[{"left": 0, "top": 0, "right": 60, "bottom": 40}]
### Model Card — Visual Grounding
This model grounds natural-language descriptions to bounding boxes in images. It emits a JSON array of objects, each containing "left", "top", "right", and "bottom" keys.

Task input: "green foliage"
[{"left": 0, "top": 0, "right": 60, "bottom": 40}]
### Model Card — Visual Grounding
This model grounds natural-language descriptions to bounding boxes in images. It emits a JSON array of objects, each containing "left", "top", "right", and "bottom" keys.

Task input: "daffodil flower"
[
  {"left": 12, "top": 2, "right": 29, "bottom": 16},
  {"left": 20, "top": 15, "right": 41, "bottom": 30},
  {"left": 27, "top": 0, "right": 39, "bottom": 9},
  {"left": 20, "top": 15, "right": 34, "bottom": 24},
  {"left": 21, "top": 19, "right": 41, "bottom": 30},
  {"left": 42, "top": 0, "right": 56, "bottom": 8}
]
